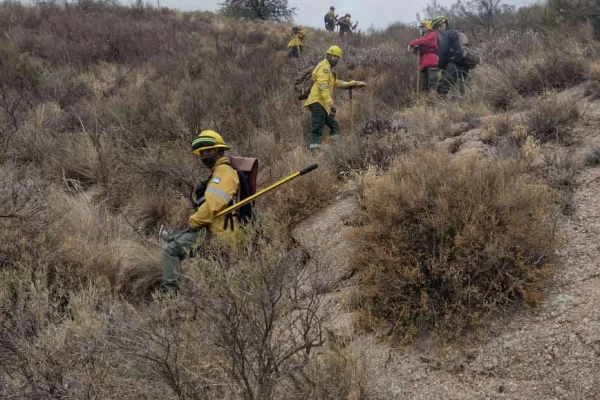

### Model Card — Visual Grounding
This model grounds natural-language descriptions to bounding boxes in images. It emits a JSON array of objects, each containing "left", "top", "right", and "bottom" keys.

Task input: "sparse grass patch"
[
  {"left": 480, "top": 114, "right": 513, "bottom": 144},
  {"left": 258, "top": 148, "right": 339, "bottom": 226},
  {"left": 543, "top": 148, "right": 579, "bottom": 215},
  {"left": 326, "top": 132, "right": 413, "bottom": 176},
  {"left": 402, "top": 100, "right": 488, "bottom": 140},
  {"left": 514, "top": 52, "right": 588, "bottom": 94},
  {"left": 524, "top": 92, "right": 579, "bottom": 143},
  {"left": 471, "top": 46, "right": 589, "bottom": 110},
  {"left": 354, "top": 149, "right": 556, "bottom": 342}
]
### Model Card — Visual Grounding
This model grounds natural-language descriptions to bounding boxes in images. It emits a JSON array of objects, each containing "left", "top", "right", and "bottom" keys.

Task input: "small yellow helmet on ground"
[
  {"left": 191, "top": 130, "right": 231, "bottom": 154},
  {"left": 326, "top": 45, "right": 342, "bottom": 58}
]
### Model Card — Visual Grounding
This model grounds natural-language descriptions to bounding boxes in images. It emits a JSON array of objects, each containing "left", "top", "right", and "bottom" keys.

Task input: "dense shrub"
[{"left": 355, "top": 149, "right": 556, "bottom": 341}]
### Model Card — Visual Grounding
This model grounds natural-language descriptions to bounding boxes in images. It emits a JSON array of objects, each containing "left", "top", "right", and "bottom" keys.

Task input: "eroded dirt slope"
[{"left": 293, "top": 93, "right": 600, "bottom": 399}]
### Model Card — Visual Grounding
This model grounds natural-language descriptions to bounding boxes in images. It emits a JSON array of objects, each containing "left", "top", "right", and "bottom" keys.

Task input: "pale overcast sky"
[{"left": 149, "top": 0, "right": 541, "bottom": 30}]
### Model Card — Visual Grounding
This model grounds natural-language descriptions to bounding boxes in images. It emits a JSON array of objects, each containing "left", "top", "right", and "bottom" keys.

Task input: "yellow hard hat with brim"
[
  {"left": 191, "top": 130, "right": 231, "bottom": 154},
  {"left": 326, "top": 45, "right": 342, "bottom": 58},
  {"left": 431, "top": 15, "right": 449, "bottom": 29}
]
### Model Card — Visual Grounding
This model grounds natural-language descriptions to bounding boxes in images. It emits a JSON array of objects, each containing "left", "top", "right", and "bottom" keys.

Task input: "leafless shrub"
[
  {"left": 102, "top": 220, "right": 354, "bottom": 400},
  {"left": 0, "top": 43, "right": 41, "bottom": 153},
  {"left": 0, "top": 163, "right": 47, "bottom": 226}
]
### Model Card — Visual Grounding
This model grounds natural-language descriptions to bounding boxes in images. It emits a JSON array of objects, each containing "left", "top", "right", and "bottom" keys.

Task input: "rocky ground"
[{"left": 292, "top": 90, "right": 600, "bottom": 399}]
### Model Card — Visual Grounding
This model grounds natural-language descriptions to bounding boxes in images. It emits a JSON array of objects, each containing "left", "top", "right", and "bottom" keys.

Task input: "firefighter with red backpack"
[
  {"left": 160, "top": 130, "right": 245, "bottom": 294},
  {"left": 159, "top": 130, "right": 319, "bottom": 295}
]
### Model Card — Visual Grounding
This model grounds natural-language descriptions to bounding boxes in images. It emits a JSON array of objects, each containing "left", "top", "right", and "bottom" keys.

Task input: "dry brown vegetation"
[
  {"left": 1, "top": 0, "right": 599, "bottom": 397},
  {"left": 354, "top": 150, "right": 557, "bottom": 342}
]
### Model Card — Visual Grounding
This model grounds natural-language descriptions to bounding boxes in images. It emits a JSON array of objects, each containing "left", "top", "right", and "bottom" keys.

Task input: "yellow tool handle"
[{"left": 215, "top": 163, "right": 319, "bottom": 218}]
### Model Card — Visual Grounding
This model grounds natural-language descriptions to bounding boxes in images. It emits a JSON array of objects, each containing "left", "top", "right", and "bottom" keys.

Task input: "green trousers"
[
  {"left": 161, "top": 228, "right": 199, "bottom": 293},
  {"left": 309, "top": 103, "right": 340, "bottom": 146},
  {"left": 438, "top": 62, "right": 469, "bottom": 95},
  {"left": 419, "top": 68, "right": 439, "bottom": 93}
]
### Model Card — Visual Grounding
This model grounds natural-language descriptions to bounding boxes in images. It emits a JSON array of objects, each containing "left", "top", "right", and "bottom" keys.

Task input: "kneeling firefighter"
[{"left": 160, "top": 130, "right": 241, "bottom": 294}]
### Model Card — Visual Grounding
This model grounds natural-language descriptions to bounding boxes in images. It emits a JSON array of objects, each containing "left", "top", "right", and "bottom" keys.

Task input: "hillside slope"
[
  {"left": 293, "top": 88, "right": 600, "bottom": 399},
  {"left": 2, "top": 2, "right": 600, "bottom": 399}
]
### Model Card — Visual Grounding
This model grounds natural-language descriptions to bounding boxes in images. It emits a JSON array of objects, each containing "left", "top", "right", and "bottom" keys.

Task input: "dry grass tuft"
[
  {"left": 48, "top": 190, "right": 162, "bottom": 296},
  {"left": 259, "top": 148, "right": 340, "bottom": 226},
  {"left": 524, "top": 92, "right": 580, "bottom": 143}
]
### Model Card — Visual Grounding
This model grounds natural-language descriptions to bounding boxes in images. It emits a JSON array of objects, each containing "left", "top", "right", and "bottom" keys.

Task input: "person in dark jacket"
[
  {"left": 338, "top": 14, "right": 357, "bottom": 38},
  {"left": 408, "top": 20, "right": 439, "bottom": 93},
  {"left": 432, "top": 16, "right": 469, "bottom": 95},
  {"left": 325, "top": 6, "right": 337, "bottom": 32}
]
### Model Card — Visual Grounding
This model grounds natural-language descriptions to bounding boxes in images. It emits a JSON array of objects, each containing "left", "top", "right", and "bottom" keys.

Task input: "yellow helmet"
[
  {"left": 326, "top": 45, "right": 342, "bottom": 58},
  {"left": 431, "top": 16, "right": 449, "bottom": 30},
  {"left": 191, "top": 130, "right": 231, "bottom": 154},
  {"left": 420, "top": 20, "right": 432, "bottom": 31}
]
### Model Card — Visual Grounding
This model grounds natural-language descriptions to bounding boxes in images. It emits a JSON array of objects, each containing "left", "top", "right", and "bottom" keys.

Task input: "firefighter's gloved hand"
[
  {"left": 192, "top": 197, "right": 205, "bottom": 209},
  {"left": 354, "top": 81, "right": 366, "bottom": 88},
  {"left": 329, "top": 107, "right": 337, "bottom": 119},
  {"left": 194, "top": 180, "right": 207, "bottom": 200}
]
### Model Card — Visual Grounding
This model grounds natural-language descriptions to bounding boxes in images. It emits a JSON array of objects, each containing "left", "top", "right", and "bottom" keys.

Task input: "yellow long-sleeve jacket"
[
  {"left": 189, "top": 156, "right": 240, "bottom": 243},
  {"left": 287, "top": 34, "right": 304, "bottom": 48},
  {"left": 303, "top": 58, "right": 357, "bottom": 113}
]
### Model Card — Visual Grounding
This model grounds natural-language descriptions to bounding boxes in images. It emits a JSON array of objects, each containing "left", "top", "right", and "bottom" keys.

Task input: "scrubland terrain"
[{"left": 1, "top": 1, "right": 600, "bottom": 399}]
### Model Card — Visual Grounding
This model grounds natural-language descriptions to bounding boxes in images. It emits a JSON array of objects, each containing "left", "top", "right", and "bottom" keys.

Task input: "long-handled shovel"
[
  {"left": 161, "top": 164, "right": 320, "bottom": 241},
  {"left": 416, "top": 47, "right": 421, "bottom": 96},
  {"left": 215, "top": 163, "right": 319, "bottom": 219},
  {"left": 349, "top": 88, "right": 355, "bottom": 136}
]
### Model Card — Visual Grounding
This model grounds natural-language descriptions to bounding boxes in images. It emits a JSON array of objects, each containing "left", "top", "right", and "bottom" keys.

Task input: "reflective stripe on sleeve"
[{"left": 206, "top": 186, "right": 232, "bottom": 203}]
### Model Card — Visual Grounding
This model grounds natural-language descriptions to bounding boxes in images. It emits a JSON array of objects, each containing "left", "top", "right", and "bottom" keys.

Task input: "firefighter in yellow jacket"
[
  {"left": 161, "top": 130, "right": 240, "bottom": 294},
  {"left": 304, "top": 45, "right": 366, "bottom": 150},
  {"left": 287, "top": 26, "right": 306, "bottom": 59}
]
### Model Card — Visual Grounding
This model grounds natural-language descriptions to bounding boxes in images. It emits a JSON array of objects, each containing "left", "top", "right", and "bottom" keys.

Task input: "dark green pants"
[
  {"left": 309, "top": 103, "right": 339, "bottom": 146},
  {"left": 438, "top": 62, "right": 469, "bottom": 95},
  {"left": 161, "top": 229, "right": 199, "bottom": 293},
  {"left": 419, "top": 68, "right": 439, "bottom": 93},
  {"left": 288, "top": 46, "right": 302, "bottom": 59}
]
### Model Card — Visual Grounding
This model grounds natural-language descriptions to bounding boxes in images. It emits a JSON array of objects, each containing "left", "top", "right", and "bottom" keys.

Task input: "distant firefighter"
[
  {"left": 324, "top": 6, "right": 338, "bottom": 32},
  {"left": 338, "top": 13, "right": 358, "bottom": 37},
  {"left": 287, "top": 26, "right": 307, "bottom": 58}
]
